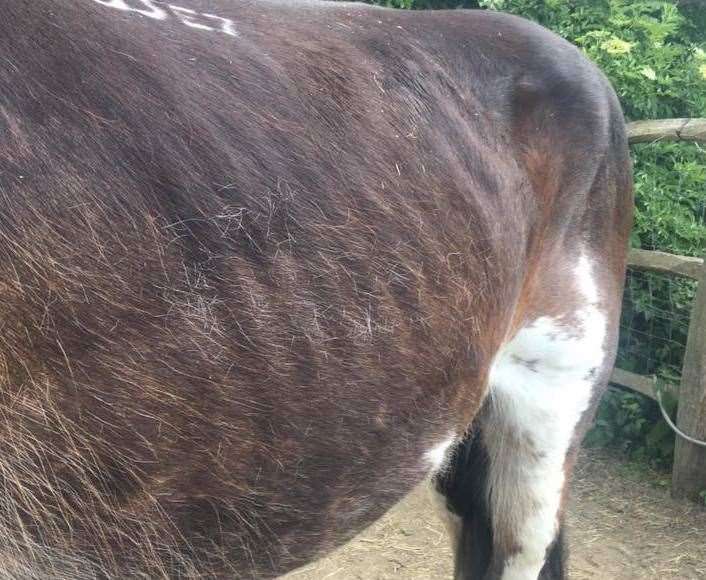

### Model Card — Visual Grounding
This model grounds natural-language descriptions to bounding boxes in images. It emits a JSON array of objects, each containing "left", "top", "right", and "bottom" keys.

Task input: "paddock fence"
[{"left": 610, "top": 118, "right": 706, "bottom": 499}]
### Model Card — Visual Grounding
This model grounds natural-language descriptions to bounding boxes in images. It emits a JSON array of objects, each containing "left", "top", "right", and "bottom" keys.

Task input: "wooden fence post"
[{"left": 672, "top": 256, "right": 706, "bottom": 499}]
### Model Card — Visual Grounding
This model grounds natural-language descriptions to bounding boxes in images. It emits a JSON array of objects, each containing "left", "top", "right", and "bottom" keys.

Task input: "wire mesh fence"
[{"left": 617, "top": 267, "right": 697, "bottom": 383}]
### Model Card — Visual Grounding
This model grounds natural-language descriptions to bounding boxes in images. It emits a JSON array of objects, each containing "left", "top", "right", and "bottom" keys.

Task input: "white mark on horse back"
[
  {"left": 93, "top": 0, "right": 167, "bottom": 20},
  {"left": 485, "top": 252, "right": 607, "bottom": 580},
  {"left": 423, "top": 433, "right": 456, "bottom": 472},
  {"left": 91, "top": 1, "right": 238, "bottom": 37},
  {"left": 202, "top": 13, "right": 238, "bottom": 36},
  {"left": 169, "top": 5, "right": 215, "bottom": 32},
  {"left": 168, "top": 5, "right": 212, "bottom": 30}
]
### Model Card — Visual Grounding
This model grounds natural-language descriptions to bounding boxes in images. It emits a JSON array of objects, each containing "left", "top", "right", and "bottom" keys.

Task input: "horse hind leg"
[{"left": 437, "top": 251, "right": 621, "bottom": 579}]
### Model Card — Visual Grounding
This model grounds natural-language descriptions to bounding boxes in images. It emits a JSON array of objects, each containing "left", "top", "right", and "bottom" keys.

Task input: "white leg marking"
[
  {"left": 486, "top": 253, "right": 606, "bottom": 580},
  {"left": 92, "top": 0, "right": 168, "bottom": 20}
]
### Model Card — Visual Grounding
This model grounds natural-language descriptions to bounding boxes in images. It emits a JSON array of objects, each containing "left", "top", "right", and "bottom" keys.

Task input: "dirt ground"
[{"left": 282, "top": 448, "right": 706, "bottom": 579}]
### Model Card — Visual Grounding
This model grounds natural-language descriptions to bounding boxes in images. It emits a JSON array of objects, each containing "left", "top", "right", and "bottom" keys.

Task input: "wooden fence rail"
[
  {"left": 608, "top": 118, "right": 706, "bottom": 499},
  {"left": 626, "top": 118, "right": 706, "bottom": 144}
]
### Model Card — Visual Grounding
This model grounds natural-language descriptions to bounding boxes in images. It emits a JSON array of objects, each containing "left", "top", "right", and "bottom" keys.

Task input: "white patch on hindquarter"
[{"left": 486, "top": 253, "right": 606, "bottom": 580}]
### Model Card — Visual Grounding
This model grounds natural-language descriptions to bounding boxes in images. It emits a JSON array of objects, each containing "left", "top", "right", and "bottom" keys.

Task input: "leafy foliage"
[
  {"left": 584, "top": 387, "right": 678, "bottom": 467},
  {"left": 481, "top": 1, "right": 706, "bottom": 117}
]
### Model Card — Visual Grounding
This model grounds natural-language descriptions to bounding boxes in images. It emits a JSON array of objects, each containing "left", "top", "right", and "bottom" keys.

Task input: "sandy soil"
[{"left": 282, "top": 448, "right": 706, "bottom": 579}]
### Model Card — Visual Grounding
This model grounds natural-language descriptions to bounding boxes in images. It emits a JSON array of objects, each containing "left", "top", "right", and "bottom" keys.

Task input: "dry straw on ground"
[{"left": 283, "top": 448, "right": 706, "bottom": 580}]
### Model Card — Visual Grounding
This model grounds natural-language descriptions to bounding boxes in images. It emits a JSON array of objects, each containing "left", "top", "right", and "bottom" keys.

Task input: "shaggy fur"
[{"left": 0, "top": 1, "right": 632, "bottom": 578}]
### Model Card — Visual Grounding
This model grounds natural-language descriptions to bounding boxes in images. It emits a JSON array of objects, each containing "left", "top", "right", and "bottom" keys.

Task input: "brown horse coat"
[{"left": 0, "top": 2, "right": 632, "bottom": 578}]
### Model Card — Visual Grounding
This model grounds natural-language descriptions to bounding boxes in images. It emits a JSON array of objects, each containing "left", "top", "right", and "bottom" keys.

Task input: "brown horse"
[{"left": 0, "top": 1, "right": 632, "bottom": 578}]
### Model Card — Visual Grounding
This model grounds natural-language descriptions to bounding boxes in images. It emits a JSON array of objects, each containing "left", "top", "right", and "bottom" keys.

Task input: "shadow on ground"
[{"left": 282, "top": 448, "right": 706, "bottom": 579}]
